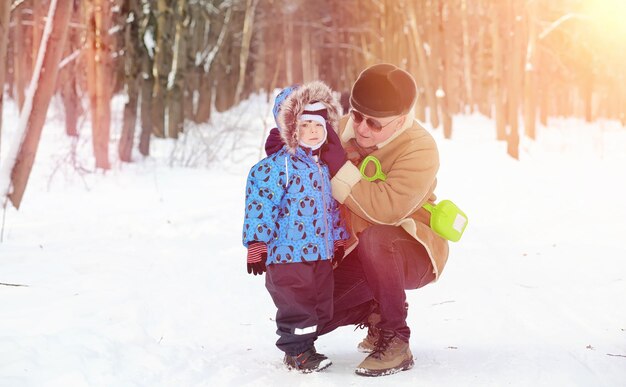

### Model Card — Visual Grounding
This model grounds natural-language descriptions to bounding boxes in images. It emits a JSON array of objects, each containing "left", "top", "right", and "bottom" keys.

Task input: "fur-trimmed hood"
[{"left": 276, "top": 81, "right": 342, "bottom": 153}]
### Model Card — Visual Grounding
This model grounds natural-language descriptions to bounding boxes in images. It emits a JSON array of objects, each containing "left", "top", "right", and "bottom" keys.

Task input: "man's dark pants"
[{"left": 320, "top": 225, "right": 435, "bottom": 340}]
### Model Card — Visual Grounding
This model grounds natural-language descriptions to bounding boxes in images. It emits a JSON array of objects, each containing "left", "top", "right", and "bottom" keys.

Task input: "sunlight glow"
[{"left": 580, "top": 0, "right": 626, "bottom": 42}]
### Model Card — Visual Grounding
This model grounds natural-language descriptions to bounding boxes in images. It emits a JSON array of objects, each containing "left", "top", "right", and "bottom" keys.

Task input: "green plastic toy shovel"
[
  {"left": 359, "top": 155, "right": 387, "bottom": 182},
  {"left": 422, "top": 200, "right": 468, "bottom": 242},
  {"left": 358, "top": 155, "right": 468, "bottom": 242}
]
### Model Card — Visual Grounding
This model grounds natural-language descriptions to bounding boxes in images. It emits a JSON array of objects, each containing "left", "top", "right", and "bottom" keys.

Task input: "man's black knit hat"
[{"left": 350, "top": 63, "right": 417, "bottom": 118}]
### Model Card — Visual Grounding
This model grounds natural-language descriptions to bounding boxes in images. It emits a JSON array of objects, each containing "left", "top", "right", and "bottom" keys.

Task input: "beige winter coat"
[{"left": 330, "top": 111, "right": 450, "bottom": 280}]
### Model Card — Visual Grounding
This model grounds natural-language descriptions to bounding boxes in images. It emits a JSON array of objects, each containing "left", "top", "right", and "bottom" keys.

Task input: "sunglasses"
[{"left": 350, "top": 109, "right": 401, "bottom": 132}]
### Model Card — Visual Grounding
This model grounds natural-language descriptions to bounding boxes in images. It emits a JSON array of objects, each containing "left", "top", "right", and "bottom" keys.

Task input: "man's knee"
[
  {"left": 357, "top": 225, "right": 398, "bottom": 265},
  {"left": 359, "top": 225, "right": 397, "bottom": 256},
  {"left": 358, "top": 225, "right": 395, "bottom": 248}
]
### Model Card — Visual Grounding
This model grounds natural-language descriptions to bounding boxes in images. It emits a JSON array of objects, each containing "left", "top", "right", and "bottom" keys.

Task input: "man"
[{"left": 265, "top": 63, "right": 450, "bottom": 377}]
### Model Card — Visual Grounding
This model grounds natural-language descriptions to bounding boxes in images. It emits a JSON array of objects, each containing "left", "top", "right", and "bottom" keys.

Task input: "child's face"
[{"left": 298, "top": 120, "right": 325, "bottom": 147}]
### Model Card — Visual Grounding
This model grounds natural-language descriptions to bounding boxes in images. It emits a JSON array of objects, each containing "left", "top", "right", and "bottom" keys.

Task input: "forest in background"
[{"left": 0, "top": 0, "right": 625, "bottom": 205}]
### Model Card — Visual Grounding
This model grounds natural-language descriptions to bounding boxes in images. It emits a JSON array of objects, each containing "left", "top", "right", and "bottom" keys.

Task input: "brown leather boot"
[
  {"left": 357, "top": 311, "right": 380, "bottom": 353},
  {"left": 355, "top": 330, "right": 414, "bottom": 377},
  {"left": 357, "top": 302, "right": 408, "bottom": 353}
]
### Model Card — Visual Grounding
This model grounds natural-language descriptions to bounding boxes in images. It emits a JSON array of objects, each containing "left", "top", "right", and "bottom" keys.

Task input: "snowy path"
[{"left": 1, "top": 106, "right": 625, "bottom": 386}]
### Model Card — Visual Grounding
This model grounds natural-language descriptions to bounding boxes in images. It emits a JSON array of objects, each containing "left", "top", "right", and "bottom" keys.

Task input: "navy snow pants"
[{"left": 265, "top": 260, "right": 334, "bottom": 356}]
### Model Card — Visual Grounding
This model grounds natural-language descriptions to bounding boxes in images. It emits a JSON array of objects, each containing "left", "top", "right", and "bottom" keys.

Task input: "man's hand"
[
  {"left": 247, "top": 242, "right": 267, "bottom": 275},
  {"left": 320, "top": 126, "right": 348, "bottom": 177},
  {"left": 332, "top": 239, "right": 346, "bottom": 268}
]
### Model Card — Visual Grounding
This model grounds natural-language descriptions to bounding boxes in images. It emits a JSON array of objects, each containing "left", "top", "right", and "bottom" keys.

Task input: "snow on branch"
[
  {"left": 538, "top": 13, "right": 590, "bottom": 40},
  {"left": 59, "top": 49, "right": 81, "bottom": 69},
  {"left": 10, "top": 0, "right": 26, "bottom": 12},
  {"left": 200, "top": 7, "right": 232, "bottom": 71}
]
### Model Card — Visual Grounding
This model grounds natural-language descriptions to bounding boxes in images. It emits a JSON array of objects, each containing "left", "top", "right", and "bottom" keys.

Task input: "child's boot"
[{"left": 284, "top": 346, "right": 332, "bottom": 373}]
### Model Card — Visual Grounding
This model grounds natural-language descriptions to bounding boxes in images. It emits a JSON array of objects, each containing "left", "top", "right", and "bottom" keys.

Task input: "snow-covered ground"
[{"left": 1, "top": 95, "right": 625, "bottom": 386}]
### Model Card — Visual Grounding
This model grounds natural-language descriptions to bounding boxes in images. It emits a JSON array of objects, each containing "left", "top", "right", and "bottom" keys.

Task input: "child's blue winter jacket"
[{"left": 243, "top": 146, "right": 348, "bottom": 265}]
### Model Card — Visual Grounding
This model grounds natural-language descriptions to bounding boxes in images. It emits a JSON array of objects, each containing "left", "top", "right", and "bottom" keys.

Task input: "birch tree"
[
  {"left": 3, "top": 0, "right": 624, "bottom": 170},
  {"left": 234, "top": 0, "right": 258, "bottom": 103},
  {"left": 1, "top": 0, "right": 73, "bottom": 209},
  {"left": 138, "top": 0, "right": 154, "bottom": 156},
  {"left": 195, "top": 4, "right": 232, "bottom": 121}
]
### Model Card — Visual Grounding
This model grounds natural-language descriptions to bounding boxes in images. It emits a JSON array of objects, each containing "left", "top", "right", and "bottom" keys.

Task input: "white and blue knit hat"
[
  {"left": 299, "top": 101, "right": 328, "bottom": 127},
  {"left": 298, "top": 101, "right": 328, "bottom": 150}
]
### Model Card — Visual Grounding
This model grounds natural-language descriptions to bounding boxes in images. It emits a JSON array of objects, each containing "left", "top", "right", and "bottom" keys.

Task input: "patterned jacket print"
[
  {"left": 242, "top": 81, "right": 349, "bottom": 265},
  {"left": 243, "top": 146, "right": 348, "bottom": 265}
]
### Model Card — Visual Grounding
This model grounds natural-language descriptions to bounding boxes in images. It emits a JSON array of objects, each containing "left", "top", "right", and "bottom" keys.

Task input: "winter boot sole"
[
  {"left": 286, "top": 359, "right": 333, "bottom": 373},
  {"left": 354, "top": 357, "right": 414, "bottom": 377}
]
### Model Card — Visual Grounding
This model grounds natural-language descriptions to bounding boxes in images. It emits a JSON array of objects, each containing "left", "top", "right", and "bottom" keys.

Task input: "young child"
[{"left": 242, "top": 81, "right": 349, "bottom": 373}]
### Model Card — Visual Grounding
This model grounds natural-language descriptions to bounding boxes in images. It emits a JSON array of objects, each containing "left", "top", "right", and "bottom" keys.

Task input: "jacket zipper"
[{"left": 316, "top": 160, "right": 331, "bottom": 260}]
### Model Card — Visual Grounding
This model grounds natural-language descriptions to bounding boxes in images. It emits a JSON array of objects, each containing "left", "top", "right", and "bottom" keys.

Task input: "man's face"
[
  {"left": 351, "top": 110, "right": 405, "bottom": 148},
  {"left": 298, "top": 120, "right": 325, "bottom": 147}
]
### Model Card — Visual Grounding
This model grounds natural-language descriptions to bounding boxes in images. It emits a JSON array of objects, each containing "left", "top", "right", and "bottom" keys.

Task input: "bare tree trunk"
[
  {"left": 214, "top": 54, "right": 238, "bottom": 112},
  {"left": 59, "top": 62, "right": 80, "bottom": 137},
  {"left": 234, "top": 0, "right": 258, "bottom": 103},
  {"left": 59, "top": 11, "right": 81, "bottom": 138},
  {"left": 119, "top": 0, "right": 141, "bottom": 162},
  {"left": 195, "top": 70, "right": 213, "bottom": 123},
  {"left": 491, "top": 4, "right": 506, "bottom": 141},
  {"left": 523, "top": 1, "right": 538, "bottom": 139},
  {"left": 137, "top": 2, "right": 154, "bottom": 157},
  {"left": 267, "top": 46, "right": 282, "bottom": 97},
  {"left": 167, "top": 0, "right": 187, "bottom": 138},
  {"left": 85, "top": 0, "right": 112, "bottom": 169},
  {"left": 139, "top": 51, "right": 153, "bottom": 156},
  {"left": 380, "top": 0, "right": 390, "bottom": 61},
  {"left": 506, "top": 0, "right": 521, "bottom": 160},
  {"left": 427, "top": 0, "right": 443, "bottom": 129},
  {"left": 357, "top": 4, "right": 372, "bottom": 69},
  {"left": 31, "top": 0, "right": 43, "bottom": 77},
  {"left": 151, "top": 0, "right": 173, "bottom": 138},
  {"left": 300, "top": 23, "right": 311, "bottom": 83},
  {"left": 6, "top": 0, "right": 73, "bottom": 209},
  {"left": 439, "top": 0, "right": 454, "bottom": 138},
  {"left": 406, "top": 28, "right": 426, "bottom": 123},
  {"left": 617, "top": 73, "right": 626, "bottom": 127},
  {"left": 408, "top": 6, "right": 438, "bottom": 128},
  {"left": 251, "top": 8, "right": 266, "bottom": 93},
  {"left": 0, "top": 0, "right": 10, "bottom": 160},
  {"left": 539, "top": 87, "right": 549, "bottom": 126},
  {"left": 193, "top": 4, "right": 232, "bottom": 120},
  {"left": 391, "top": 0, "right": 403, "bottom": 64},
  {"left": 460, "top": 0, "right": 473, "bottom": 110},
  {"left": 185, "top": 2, "right": 203, "bottom": 121},
  {"left": 284, "top": 13, "right": 293, "bottom": 85},
  {"left": 13, "top": 4, "right": 27, "bottom": 109},
  {"left": 476, "top": 21, "right": 490, "bottom": 117},
  {"left": 582, "top": 71, "right": 593, "bottom": 123},
  {"left": 94, "top": 0, "right": 111, "bottom": 169}
]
